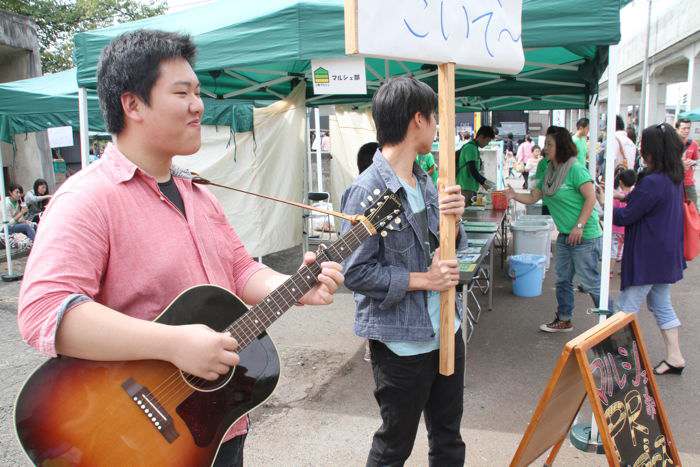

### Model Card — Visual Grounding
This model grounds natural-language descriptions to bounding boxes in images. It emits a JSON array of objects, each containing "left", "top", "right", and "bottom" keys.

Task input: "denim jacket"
[{"left": 340, "top": 151, "right": 467, "bottom": 342}]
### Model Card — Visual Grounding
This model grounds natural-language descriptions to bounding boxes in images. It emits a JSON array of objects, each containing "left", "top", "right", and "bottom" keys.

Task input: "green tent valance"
[{"left": 73, "top": 0, "right": 624, "bottom": 111}]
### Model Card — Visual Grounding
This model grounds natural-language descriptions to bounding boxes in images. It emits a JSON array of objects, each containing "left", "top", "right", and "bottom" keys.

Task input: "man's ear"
[
  {"left": 120, "top": 92, "right": 145, "bottom": 126},
  {"left": 413, "top": 112, "right": 426, "bottom": 129}
]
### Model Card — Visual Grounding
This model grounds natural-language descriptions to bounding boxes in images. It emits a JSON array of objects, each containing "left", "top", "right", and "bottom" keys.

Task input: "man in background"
[
  {"left": 457, "top": 125, "right": 496, "bottom": 205},
  {"left": 572, "top": 117, "right": 589, "bottom": 167},
  {"left": 676, "top": 118, "right": 698, "bottom": 207}
]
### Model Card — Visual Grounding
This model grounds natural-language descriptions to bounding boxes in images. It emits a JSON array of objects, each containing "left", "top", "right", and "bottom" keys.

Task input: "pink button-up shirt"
[{"left": 18, "top": 143, "right": 265, "bottom": 438}]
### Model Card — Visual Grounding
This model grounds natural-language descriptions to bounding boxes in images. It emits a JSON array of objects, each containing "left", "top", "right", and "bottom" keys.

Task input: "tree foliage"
[{"left": 0, "top": 0, "right": 167, "bottom": 73}]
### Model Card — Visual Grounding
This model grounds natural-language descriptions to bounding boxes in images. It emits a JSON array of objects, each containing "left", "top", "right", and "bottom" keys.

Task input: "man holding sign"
[{"left": 341, "top": 77, "right": 466, "bottom": 466}]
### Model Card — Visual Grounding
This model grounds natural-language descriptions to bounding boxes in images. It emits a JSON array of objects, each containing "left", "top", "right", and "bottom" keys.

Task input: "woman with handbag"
[{"left": 598, "top": 123, "right": 686, "bottom": 375}]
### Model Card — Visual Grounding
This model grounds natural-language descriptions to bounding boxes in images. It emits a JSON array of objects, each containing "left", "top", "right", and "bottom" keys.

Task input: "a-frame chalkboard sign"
[{"left": 510, "top": 312, "right": 681, "bottom": 466}]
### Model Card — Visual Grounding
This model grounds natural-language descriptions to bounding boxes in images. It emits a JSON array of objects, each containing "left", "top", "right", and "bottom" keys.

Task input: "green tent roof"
[
  {"left": 678, "top": 108, "right": 700, "bottom": 122},
  {"left": 0, "top": 68, "right": 267, "bottom": 143},
  {"left": 73, "top": 0, "right": 623, "bottom": 111}
]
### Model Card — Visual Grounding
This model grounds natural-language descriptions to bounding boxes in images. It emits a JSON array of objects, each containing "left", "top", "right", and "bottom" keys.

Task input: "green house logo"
[{"left": 314, "top": 67, "right": 329, "bottom": 85}]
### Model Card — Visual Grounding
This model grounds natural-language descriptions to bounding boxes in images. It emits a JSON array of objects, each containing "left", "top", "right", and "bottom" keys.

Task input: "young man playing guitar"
[
  {"left": 341, "top": 77, "right": 467, "bottom": 466},
  {"left": 17, "top": 30, "right": 344, "bottom": 466}
]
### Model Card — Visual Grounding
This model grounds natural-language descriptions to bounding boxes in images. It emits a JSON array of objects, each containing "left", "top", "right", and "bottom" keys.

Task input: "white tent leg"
[
  {"left": 0, "top": 164, "right": 14, "bottom": 277},
  {"left": 314, "top": 108, "right": 323, "bottom": 192},
  {"left": 78, "top": 87, "right": 90, "bottom": 169},
  {"left": 588, "top": 99, "right": 599, "bottom": 182},
  {"left": 590, "top": 43, "right": 620, "bottom": 446}
]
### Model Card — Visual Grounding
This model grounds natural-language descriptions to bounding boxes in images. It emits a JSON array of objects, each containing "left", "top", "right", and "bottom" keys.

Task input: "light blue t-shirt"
[{"left": 384, "top": 177, "right": 461, "bottom": 356}]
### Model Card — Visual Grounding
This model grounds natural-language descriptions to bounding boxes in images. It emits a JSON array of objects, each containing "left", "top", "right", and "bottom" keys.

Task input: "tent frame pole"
[
  {"left": 588, "top": 97, "right": 600, "bottom": 182},
  {"left": 78, "top": 87, "right": 90, "bottom": 169},
  {"left": 314, "top": 107, "right": 323, "bottom": 192}
]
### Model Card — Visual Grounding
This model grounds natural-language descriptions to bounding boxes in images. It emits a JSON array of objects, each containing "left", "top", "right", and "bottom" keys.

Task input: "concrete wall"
[{"left": 0, "top": 11, "right": 55, "bottom": 192}]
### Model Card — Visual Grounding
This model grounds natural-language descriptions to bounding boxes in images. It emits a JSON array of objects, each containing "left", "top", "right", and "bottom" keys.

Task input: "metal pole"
[
  {"left": 314, "top": 108, "right": 323, "bottom": 192},
  {"left": 78, "top": 87, "right": 90, "bottom": 169},
  {"left": 0, "top": 165, "right": 14, "bottom": 277},
  {"left": 588, "top": 98, "right": 599, "bottom": 182},
  {"left": 594, "top": 42, "right": 621, "bottom": 444},
  {"left": 639, "top": 0, "right": 652, "bottom": 131}
]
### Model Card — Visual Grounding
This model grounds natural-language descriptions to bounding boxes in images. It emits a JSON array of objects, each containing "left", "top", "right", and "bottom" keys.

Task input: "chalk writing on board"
[{"left": 587, "top": 327, "right": 674, "bottom": 466}]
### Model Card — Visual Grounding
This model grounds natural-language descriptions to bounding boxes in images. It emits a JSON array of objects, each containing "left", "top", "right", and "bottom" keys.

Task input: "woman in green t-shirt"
[{"left": 505, "top": 126, "right": 603, "bottom": 333}]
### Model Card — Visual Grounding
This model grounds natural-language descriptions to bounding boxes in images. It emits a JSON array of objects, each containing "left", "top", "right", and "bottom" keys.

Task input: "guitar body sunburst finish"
[{"left": 14, "top": 285, "right": 279, "bottom": 467}]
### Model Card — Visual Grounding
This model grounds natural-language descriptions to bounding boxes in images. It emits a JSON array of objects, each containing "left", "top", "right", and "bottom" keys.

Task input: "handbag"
[{"left": 683, "top": 199, "right": 700, "bottom": 261}]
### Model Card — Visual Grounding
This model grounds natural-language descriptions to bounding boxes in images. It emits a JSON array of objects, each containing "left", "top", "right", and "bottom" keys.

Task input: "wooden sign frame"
[
  {"left": 344, "top": 0, "right": 458, "bottom": 375},
  {"left": 510, "top": 313, "right": 681, "bottom": 467}
]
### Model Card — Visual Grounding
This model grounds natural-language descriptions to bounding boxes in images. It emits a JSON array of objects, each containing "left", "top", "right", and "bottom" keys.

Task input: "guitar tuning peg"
[
  {"left": 393, "top": 210, "right": 400, "bottom": 214},
  {"left": 360, "top": 202, "right": 367, "bottom": 208},
  {"left": 373, "top": 188, "right": 381, "bottom": 195},
  {"left": 381, "top": 230, "right": 388, "bottom": 237},
  {"left": 387, "top": 224, "right": 394, "bottom": 230},
  {"left": 394, "top": 218, "right": 401, "bottom": 224},
  {"left": 379, "top": 221, "right": 386, "bottom": 227},
  {"left": 367, "top": 195, "right": 374, "bottom": 202},
  {"left": 370, "top": 208, "right": 376, "bottom": 213},
  {"left": 383, "top": 195, "right": 389, "bottom": 200}
]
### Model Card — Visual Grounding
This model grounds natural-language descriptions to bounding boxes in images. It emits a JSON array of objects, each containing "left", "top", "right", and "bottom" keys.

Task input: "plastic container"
[
  {"left": 491, "top": 191, "right": 508, "bottom": 210},
  {"left": 517, "top": 214, "right": 555, "bottom": 231},
  {"left": 511, "top": 220, "right": 552, "bottom": 270},
  {"left": 508, "top": 254, "right": 546, "bottom": 297},
  {"left": 525, "top": 201, "right": 543, "bottom": 215}
]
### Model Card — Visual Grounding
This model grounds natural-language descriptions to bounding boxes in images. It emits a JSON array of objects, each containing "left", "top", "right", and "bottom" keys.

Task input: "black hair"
[
  {"left": 531, "top": 144, "right": 541, "bottom": 152},
  {"left": 507, "top": 132, "right": 514, "bottom": 140},
  {"left": 675, "top": 118, "right": 691, "bottom": 129},
  {"left": 614, "top": 169, "right": 637, "bottom": 189},
  {"left": 615, "top": 115, "right": 625, "bottom": 132},
  {"left": 371, "top": 77, "right": 437, "bottom": 147},
  {"left": 640, "top": 123, "right": 684, "bottom": 185},
  {"left": 357, "top": 142, "right": 379, "bottom": 174},
  {"left": 545, "top": 126, "right": 578, "bottom": 164},
  {"left": 525, "top": 135, "right": 532, "bottom": 142},
  {"left": 475, "top": 126, "right": 496, "bottom": 139},
  {"left": 576, "top": 118, "right": 589, "bottom": 129},
  {"left": 625, "top": 125, "right": 637, "bottom": 144},
  {"left": 97, "top": 30, "right": 197, "bottom": 134},
  {"left": 8, "top": 184, "right": 23, "bottom": 195},
  {"left": 33, "top": 178, "right": 49, "bottom": 195}
]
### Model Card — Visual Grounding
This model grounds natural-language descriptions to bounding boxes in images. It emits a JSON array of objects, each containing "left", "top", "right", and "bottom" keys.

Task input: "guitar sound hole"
[{"left": 180, "top": 366, "right": 236, "bottom": 392}]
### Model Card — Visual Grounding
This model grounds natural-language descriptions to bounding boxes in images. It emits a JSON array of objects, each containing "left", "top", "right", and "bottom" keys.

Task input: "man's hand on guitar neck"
[{"left": 298, "top": 251, "right": 344, "bottom": 306}]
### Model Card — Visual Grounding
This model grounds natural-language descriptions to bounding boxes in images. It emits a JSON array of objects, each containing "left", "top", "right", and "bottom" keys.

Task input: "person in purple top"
[{"left": 598, "top": 123, "right": 686, "bottom": 376}]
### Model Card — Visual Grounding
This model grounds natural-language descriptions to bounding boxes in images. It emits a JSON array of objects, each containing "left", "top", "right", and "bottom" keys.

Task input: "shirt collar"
[
  {"left": 372, "top": 149, "right": 427, "bottom": 194},
  {"left": 103, "top": 143, "right": 139, "bottom": 184},
  {"left": 102, "top": 143, "right": 193, "bottom": 184}
]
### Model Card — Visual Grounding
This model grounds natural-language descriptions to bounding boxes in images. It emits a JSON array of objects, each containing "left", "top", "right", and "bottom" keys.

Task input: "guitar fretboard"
[{"left": 224, "top": 221, "right": 371, "bottom": 348}]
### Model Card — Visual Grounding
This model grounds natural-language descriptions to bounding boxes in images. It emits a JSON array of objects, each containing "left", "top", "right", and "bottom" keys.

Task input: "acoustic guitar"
[{"left": 14, "top": 189, "right": 403, "bottom": 466}]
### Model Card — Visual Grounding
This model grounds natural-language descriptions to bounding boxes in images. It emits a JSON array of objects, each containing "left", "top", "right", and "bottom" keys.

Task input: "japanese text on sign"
[
  {"left": 354, "top": 0, "right": 524, "bottom": 74},
  {"left": 311, "top": 57, "right": 367, "bottom": 95}
]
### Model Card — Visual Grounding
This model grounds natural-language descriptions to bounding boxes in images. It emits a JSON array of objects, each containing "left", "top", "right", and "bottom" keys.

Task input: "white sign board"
[
  {"left": 552, "top": 110, "right": 566, "bottom": 128},
  {"left": 47, "top": 126, "right": 74, "bottom": 148},
  {"left": 311, "top": 56, "right": 367, "bottom": 95},
  {"left": 349, "top": 0, "right": 524, "bottom": 75}
]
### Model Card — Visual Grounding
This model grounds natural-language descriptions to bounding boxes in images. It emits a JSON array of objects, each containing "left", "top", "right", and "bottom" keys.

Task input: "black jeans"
[
  {"left": 522, "top": 171, "right": 529, "bottom": 189},
  {"left": 213, "top": 434, "right": 246, "bottom": 467},
  {"left": 367, "top": 332, "right": 465, "bottom": 467}
]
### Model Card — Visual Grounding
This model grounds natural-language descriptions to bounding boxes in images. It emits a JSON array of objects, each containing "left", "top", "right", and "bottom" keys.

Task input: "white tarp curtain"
[
  {"left": 173, "top": 84, "right": 306, "bottom": 257},
  {"left": 328, "top": 105, "right": 376, "bottom": 228}
]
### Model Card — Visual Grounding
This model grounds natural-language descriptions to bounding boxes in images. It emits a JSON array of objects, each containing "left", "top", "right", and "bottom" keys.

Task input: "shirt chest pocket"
[
  {"left": 382, "top": 213, "right": 416, "bottom": 255},
  {"left": 206, "top": 213, "right": 237, "bottom": 262}
]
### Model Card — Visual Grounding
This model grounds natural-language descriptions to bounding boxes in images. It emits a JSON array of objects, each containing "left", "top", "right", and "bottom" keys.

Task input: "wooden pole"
[{"left": 438, "top": 62, "right": 456, "bottom": 376}]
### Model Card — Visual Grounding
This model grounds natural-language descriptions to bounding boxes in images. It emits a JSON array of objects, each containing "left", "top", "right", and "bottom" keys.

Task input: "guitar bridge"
[{"left": 122, "top": 378, "right": 179, "bottom": 443}]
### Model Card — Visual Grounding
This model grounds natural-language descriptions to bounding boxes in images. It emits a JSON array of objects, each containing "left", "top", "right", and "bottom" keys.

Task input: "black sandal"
[{"left": 653, "top": 360, "right": 685, "bottom": 375}]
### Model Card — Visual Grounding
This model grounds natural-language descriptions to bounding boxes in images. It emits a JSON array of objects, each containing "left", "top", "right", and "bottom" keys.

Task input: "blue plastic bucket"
[{"left": 508, "top": 254, "right": 546, "bottom": 297}]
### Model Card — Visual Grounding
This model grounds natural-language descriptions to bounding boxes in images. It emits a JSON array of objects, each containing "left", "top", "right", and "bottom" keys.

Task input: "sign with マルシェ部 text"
[
  {"left": 311, "top": 56, "right": 367, "bottom": 95},
  {"left": 347, "top": 0, "right": 524, "bottom": 75}
]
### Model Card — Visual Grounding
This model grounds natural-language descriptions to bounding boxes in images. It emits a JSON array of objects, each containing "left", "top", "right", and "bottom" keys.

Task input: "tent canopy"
[
  {"left": 0, "top": 68, "right": 269, "bottom": 143},
  {"left": 678, "top": 108, "right": 700, "bottom": 122},
  {"left": 73, "top": 0, "right": 624, "bottom": 111}
]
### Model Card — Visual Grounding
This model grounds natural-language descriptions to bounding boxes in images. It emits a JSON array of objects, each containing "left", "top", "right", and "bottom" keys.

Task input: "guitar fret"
[{"left": 225, "top": 213, "right": 391, "bottom": 348}]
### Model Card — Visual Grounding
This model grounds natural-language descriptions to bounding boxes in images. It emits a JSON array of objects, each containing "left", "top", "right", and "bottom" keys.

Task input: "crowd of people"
[{"left": 1, "top": 178, "right": 52, "bottom": 248}]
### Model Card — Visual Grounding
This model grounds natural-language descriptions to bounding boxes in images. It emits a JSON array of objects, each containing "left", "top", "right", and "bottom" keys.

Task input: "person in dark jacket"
[{"left": 599, "top": 123, "right": 686, "bottom": 375}]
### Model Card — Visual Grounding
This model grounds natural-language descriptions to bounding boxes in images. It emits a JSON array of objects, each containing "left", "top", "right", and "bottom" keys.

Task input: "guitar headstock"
[{"left": 360, "top": 188, "right": 404, "bottom": 237}]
